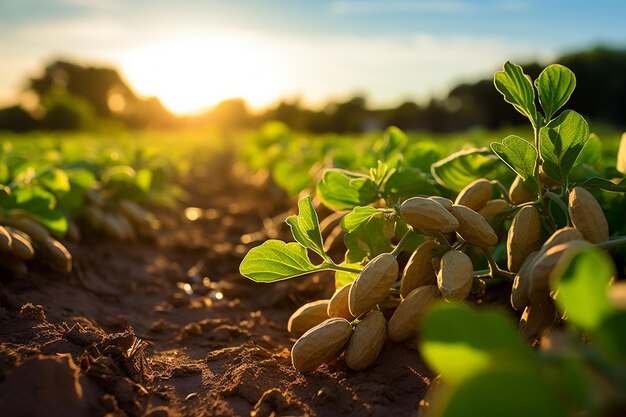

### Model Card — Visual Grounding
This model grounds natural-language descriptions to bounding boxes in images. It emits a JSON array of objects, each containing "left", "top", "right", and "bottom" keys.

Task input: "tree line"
[{"left": 0, "top": 47, "right": 624, "bottom": 133}]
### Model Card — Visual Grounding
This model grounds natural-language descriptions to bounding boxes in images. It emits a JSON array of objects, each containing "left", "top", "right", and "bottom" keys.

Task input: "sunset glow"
[{"left": 120, "top": 35, "right": 282, "bottom": 114}]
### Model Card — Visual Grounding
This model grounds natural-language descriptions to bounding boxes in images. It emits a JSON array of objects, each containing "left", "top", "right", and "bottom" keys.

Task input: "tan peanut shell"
[
  {"left": 437, "top": 250, "right": 473, "bottom": 300},
  {"left": 349, "top": 253, "right": 399, "bottom": 317},
  {"left": 400, "top": 197, "right": 459, "bottom": 233},
  {"left": 507, "top": 206, "right": 542, "bottom": 273},
  {"left": 454, "top": 179, "right": 493, "bottom": 211},
  {"left": 428, "top": 196, "right": 453, "bottom": 211},
  {"left": 84, "top": 205, "right": 104, "bottom": 230},
  {"left": 9, "top": 217, "right": 50, "bottom": 243},
  {"left": 116, "top": 212, "right": 137, "bottom": 240},
  {"left": 288, "top": 299, "right": 330, "bottom": 335},
  {"left": 345, "top": 310, "right": 386, "bottom": 370},
  {"left": 117, "top": 199, "right": 150, "bottom": 227},
  {"left": 328, "top": 284, "right": 355, "bottom": 320},
  {"left": 509, "top": 175, "right": 535, "bottom": 205},
  {"left": 400, "top": 240, "right": 439, "bottom": 297},
  {"left": 450, "top": 205, "right": 499, "bottom": 247},
  {"left": 527, "top": 240, "right": 590, "bottom": 304},
  {"left": 9, "top": 231, "right": 35, "bottom": 261},
  {"left": 568, "top": 187, "right": 609, "bottom": 243},
  {"left": 0, "top": 226, "right": 12, "bottom": 252},
  {"left": 291, "top": 317, "right": 353, "bottom": 372},
  {"left": 478, "top": 199, "right": 510, "bottom": 220},
  {"left": 510, "top": 251, "right": 539, "bottom": 311},
  {"left": 540, "top": 166, "right": 560, "bottom": 187},
  {"left": 41, "top": 237, "right": 72, "bottom": 274},
  {"left": 519, "top": 300, "right": 557, "bottom": 341},
  {"left": 541, "top": 227, "right": 584, "bottom": 252},
  {"left": 388, "top": 285, "right": 440, "bottom": 343},
  {"left": 101, "top": 213, "right": 129, "bottom": 240}
]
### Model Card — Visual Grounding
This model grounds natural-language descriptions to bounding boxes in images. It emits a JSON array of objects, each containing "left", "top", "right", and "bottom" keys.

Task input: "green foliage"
[
  {"left": 494, "top": 61, "right": 538, "bottom": 126},
  {"left": 490, "top": 135, "right": 538, "bottom": 186},
  {"left": 539, "top": 110, "right": 589, "bottom": 184},
  {"left": 316, "top": 169, "right": 378, "bottom": 211},
  {"left": 238, "top": 240, "right": 321, "bottom": 282},
  {"left": 430, "top": 148, "right": 499, "bottom": 192},
  {"left": 535, "top": 64, "right": 576, "bottom": 120},
  {"left": 286, "top": 196, "right": 330, "bottom": 261}
]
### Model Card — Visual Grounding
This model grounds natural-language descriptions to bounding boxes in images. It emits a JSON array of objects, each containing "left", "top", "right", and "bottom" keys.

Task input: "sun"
[{"left": 119, "top": 34, "right": 280, "bottom": 114}]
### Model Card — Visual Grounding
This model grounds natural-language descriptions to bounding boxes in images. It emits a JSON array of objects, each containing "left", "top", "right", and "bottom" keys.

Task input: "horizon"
[{"left": 1, "top": 0, "right": 625, "bottom": 115}]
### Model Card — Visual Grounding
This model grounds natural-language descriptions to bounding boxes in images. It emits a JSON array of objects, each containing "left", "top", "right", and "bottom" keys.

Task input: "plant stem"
[
  {"left": 596, "top": 236, "right": 626, "bottom": 251},
  {"left": 391, "top": 230, "right": 415, "bottom": 257},
  {"left": 483, "top": 249, "right": 515, "bottom": 281},
  {"left": 544, "top": 191, "right": 570, "bottom": 226},
  {"left": 327, "top": 263, "right": 362, "bottom": 274},
  {"left": 491, "top": 180, "right": 513, "bottom": 204}
]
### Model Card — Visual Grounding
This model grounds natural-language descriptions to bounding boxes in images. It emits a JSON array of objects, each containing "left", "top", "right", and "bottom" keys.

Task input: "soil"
[{"left": 0, "top": 150, "right": 433, "bottom": 417}]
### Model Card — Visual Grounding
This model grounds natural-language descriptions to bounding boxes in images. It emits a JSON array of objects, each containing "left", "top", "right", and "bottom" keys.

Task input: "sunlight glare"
[{"left": 120, "top": 35, "right": 280, "bottom": 114}]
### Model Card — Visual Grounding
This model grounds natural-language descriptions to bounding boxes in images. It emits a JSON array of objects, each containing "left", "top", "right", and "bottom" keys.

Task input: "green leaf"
[
  {"left": 551, "top": 247, "right": 615, "bottom": 331},
  {"left": 341, "top": 206, "right": 385, "bottom": 233},
  {"left": 573, "top": 177, "right": 626, "bottom": 192},
  {"left": 272, "top": 159, "right": 312, "bottom": 196},
  {"left": 420, "top": 303, "right": 531, "bottom": 385},
  {"left": 334, "top": 263, "right": 361, "bottom": 287},
  {"left": 494, "top": 61, "right": 538, "bottom": 125},
  {"left": 135, "top": 168, "right": 153, "bottom": 192},
  {"left": 404, "top": 142, "right": 441, "bottom": 172},
  {"left": 344, "top": 216, "right": 392, "bottom": 263},
  {"left": 595, "top": 311, "right": 626, "bottom": 360},
  {"left": 433, "top": 367, "right": 567, "bottom": 417},
  {"left": 6, "top": 187, "right": 68, "bottom": 235},
  {"left": 617, "top": 133, "right": 626, "bottom": 175},
  {"left": 490, "top": 135, "right": 538, "bottom": 185},
  {"left": 382, "top": 167, "right": 438, "bottom": 202},
  {"left": 535, "top": 64, "right": 576, "bottom": 120},
  {"left": 239, "top": 240, "right": 322, "bottom": 282},
  {"left": 316, "top": 169, "right": 378, "bottom": 211},
  {"left": 539, "top": 110, "right": 589, "bottom": 184},
  {"left": 431, "top": 148, "right": 499, "bottom": 192},
  {"left": 375, "top": 126, "right": 408, "bottom": 163},
  {"left": 102, "top": 165, "right": 136, "bottom": 185},
  {"left": 575, "top": 133, "right": 602, "bottom": 166},
  {"left": 38, "top": 168, "right": 71, "bottom": 195},
  {"left": 286, "top": 196, "right": 328, "bottom": 260}
]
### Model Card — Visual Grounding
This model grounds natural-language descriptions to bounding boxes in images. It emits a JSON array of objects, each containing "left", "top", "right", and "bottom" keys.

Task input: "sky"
[{"left": 0, "top": 0, "right": 625, "bottom": 114}]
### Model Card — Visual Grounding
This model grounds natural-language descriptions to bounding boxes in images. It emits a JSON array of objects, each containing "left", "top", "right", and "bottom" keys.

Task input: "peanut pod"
[
  {"left": 450, "top": 205, "right": 498, "bottom": 247},
  {"left": 400, "top": 240, "right": 439, "bottom": 297},
  {"left": 478, "top": 199, "right": 510, "bottom": 220},
  {"left": 437, "top": 250, "right": 473, "bottom": 301},
  {"left": 507, "top": 206, "right": 541, "bottom": 273},
  {"left": 388, "top": 285, "right": 440, "bottom": 343},
  {"left": 291, "top": 317, "right": 352, "bottom": 372},
  {"left": 454, "top": 178, "right": 493, "bottom": 211},
  {"left": 328, "top": 284, "right": 355, "bottom": 320},
  {"left": 349, "top": 253, "right": 398, "bottom": 317},
  {"left": 568, "top": 187, "right": 609, "bottom": 244},
  {"left": 0, "top": 225, "right": 13, "bottom": 252},
  {"left": 288, "top": 299, "right": 331, "bottom": 335},
  {"left": 400, "top": 197, "right": 459, "bottom": 233},
  {"left": 345, "top": 310, "right": 386, "bottom": 371},
  {"left": 41, "top": 237, "right": 72, "bottom": 274},
  {"left": 509, "top": 175, "right": 535, "bottom": 205}
]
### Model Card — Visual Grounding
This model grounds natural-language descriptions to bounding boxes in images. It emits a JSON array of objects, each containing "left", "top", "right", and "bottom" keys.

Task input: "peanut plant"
[{"left": 240, "top": 61, "right": 626, "bottom": 415}]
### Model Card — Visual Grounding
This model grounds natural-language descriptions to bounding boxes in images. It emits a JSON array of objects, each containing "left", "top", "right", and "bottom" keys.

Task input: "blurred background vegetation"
[{"left": 1, "top": 47, "right": 624, "bottom": 134}]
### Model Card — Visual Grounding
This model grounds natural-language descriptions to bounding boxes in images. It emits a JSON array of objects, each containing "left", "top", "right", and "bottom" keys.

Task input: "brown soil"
[{"left": 0, "top": 151, "right": 433, "bottom": 417}]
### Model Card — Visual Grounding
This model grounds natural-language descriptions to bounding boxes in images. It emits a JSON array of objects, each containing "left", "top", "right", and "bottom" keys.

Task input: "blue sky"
[{"left": 1, "top": 0, "right": 625, "bottom": 113}]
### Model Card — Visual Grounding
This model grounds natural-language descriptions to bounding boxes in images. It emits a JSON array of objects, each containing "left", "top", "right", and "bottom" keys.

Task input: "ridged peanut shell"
[
  {"left": 509, "top": 175, "right": 535, "bottom": 205},
  {"left": 454, "top": 179, "right": 493, "bottom": 211},
  {"left": 541, "top": 227, "right": 584, "bottom": 252},
  {"left": 519, "top": 300, "right": 557, "bottom": 341},
  {"left": 450, "top": 205, "right": 498, "bottom": 247},
  {"left": 400, "top": 197, "right": 459, "bottom": 233},
  {"left": 9, "top": 217, "right": 50, "bottom": 243},
  {"left": 8, "top": 231, "right": 35, "bottom": 261},
  {"left": 428, "top": 197, "right": 453, "bottom": 211},
  {"left": 388, "top": 285, "right": 440, "bottom": 343},
  {"left": 478, "top": 199, "right": 510, "bottom": 220},
  {"left": 510, "top": 251, "right": 539, "bottom": 310},
  {"left": 288, "top": 299, "right": 330, "bottom": 335},
  {"left": 527, "top": 240, "right": 590, "bottom": 304},
  {"left": 507, "top": 206, "right": 542, "bottom": 273},
  {"left": 349, "top": 253, "right": 398, "bottom": 317},
  {"left": 400, "top": 240, "right": 439, "bottom": 297},
  {"left": 568, "top": 187, "right": 609, "bottom": 243},
  {"left": 437, "top": 250, "right": 473, "bottom": 300},
  {"left": 41, "top": 237, "right": 72, "bottom": 274},
  {"left": 328, "top": 284, "right": 354, "bottom": 320},
  {"left": 291, "top": 318, "right": 352, "bottom": 372},
  {"left": 101, "top": 213, "right": 129, "bottom": 240},
  {"left": 0, "top": 226, "right": 12, "bottom": 252},
  {"left": 345, "top": 310, "right": 386, "bottom": 370}
]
